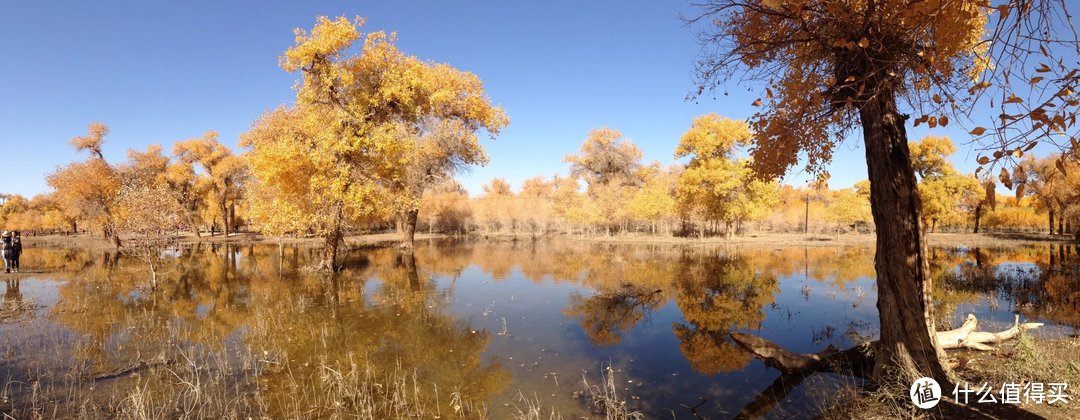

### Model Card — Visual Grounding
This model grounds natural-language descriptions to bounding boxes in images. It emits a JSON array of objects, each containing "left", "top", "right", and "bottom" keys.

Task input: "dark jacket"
[{"left": 11, "top": 237, "right": 21, "bottom": 255}]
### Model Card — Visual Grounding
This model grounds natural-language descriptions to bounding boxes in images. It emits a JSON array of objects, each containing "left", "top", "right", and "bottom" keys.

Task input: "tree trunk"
[
  {"left": 1059, "top": 212, "right": 1065, "bottom": 235},
  {"left": 398, "top": 209, "right": 419, "bottom": 249},
  {"left": 859, "top": 88, "right": 949, "bottom": 385},
  {"left": 1049, "top": 207, "right": 1058, "bottom": 235},
  {"left": 930, "top": 218, "right": 938, "bottom": 234},
  {"left": 973, "top": 204, "right": 982, "bottom": 233},
  {"left": 320, "top": 205, "right": 344, "bottom": 271},
  {"left": 804, "top": 194, "right": 810, "bottom": 234},
  {"left": 220, "top": 201, "right": 230, "bottom": 238},
  {"left": 229, "top": 203, "right": 236, "bottom": 234}
]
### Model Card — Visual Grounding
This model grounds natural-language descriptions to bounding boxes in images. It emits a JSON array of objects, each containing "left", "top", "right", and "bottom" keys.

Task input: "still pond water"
[{"left": 0, "top": 239, "right": 1077, "bottom": 419}]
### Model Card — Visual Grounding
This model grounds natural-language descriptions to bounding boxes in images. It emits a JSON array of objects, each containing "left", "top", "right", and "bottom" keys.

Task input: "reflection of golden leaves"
[
  {"left": 564, "top": 284, "right": 664, "bottom": 346},
  {"left": 673, "top": 325, "right": 751, "bottom": 374}
]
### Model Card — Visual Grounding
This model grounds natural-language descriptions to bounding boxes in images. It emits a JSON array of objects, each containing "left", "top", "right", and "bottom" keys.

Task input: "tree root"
[
  {"left": 732, "top": 314, "right": 1041, "bottom": 376},
  {"left": 728, "top": 314, "right": 1043, "bottom": 418}
]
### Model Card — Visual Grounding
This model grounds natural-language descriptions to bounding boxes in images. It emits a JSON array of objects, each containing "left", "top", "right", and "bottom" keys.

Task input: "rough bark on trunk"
[
  {"left": 1049, "top": 208, "right": 1056, "bottom": 235},
  {"left": 220, "top": 201, "right": 230, "bottom": 238},
  {"left": 973, "top": 204, "right": 982, "bottom": 233},
  {"left": 398, "top": 209, "right": 419, "bottom": 249},
  {"left": 319, "top": 204, "right": 345, "bottom": 272},
  {"left": 859, "top": 88, "right": 949, "bottom": 384}
]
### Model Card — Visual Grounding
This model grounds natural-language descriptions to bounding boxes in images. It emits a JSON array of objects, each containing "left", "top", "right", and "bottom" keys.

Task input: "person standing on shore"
[
  {"left": 1, "top": 232, "right": 12, "bottom": 273},
  {"left": 10, "top": 231, "right": 21, "bottom": 273}
]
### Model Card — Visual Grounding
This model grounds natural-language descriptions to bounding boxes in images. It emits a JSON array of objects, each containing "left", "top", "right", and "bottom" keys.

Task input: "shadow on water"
[{"left": 0, "top": 239, "right": 1075, "bottom": 418}]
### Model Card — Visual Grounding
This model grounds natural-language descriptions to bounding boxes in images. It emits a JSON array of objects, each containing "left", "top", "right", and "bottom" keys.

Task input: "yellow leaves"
[
  {"left": 909, "top": 135, "right": 958, "bottom": 178},
  {"left": 1030, "top": 76, "right": 1044, "bottom": 84},
  {"left": 969, "top": 127, "right": 987, "bottom": 135},
  {"left": 70, "top": 122, "right": 110, "bottom": 159},
  {"left": 968, "top": 81, "right": 992, "bottom": 94},
  {"left": 939, "top": 115, "right": 949, "bottom": 126},
  {"left": 280, "top": 16, "right": 363, "bottom": 73},
  {"left": 999, "top": 167, "right": 1012, "bottom": 190},
  {"left": 1003, "top": 94, "right": 1023, "bottom": 104},
  {"left": 675, "top": 114, "right": 752, "bottom": 161},
  {"left": 1035, "top": 63, "right": 1052, "bottom": 73},
  {"left": 978, "top": 156, "right": 990, "bottom": 165},
  {"left": 857, "top": 37, "right": 869, "bottom": 48},
  {"left": 932, "top": 93, "right": 942, "bottom": 104},
  {"left": 752, "top": 98, "right": 762, "bottom": 106},
  {"left": 252, "top": 15, "right": 508, "bottom": 238}
]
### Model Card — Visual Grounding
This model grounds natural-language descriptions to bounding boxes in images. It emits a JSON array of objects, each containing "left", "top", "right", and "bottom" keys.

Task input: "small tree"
[{"left": 116, "top": 180, "right": 183, "bottom": 290}]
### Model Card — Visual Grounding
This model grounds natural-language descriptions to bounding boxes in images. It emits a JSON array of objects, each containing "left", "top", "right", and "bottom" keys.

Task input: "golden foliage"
[
  {"left": 675, "top": 115, "right": 778, "bottom": 234},
  {"left": 243, "top": 16, "right": 506, "bottom": 251},
  {"left": 694, "top": 0, "right": 988, "bottom": 178}
]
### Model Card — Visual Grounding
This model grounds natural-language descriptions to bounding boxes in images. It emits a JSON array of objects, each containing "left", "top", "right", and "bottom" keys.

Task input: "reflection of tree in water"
[
  {"left": 564, "top": 284, "right": 665, "bottom": 346},
  {"left": 931, "top": 245, "right": 1080, "bottom": 328},
  {"left": 38, "top": 243, "right": 508, "bottom": 417},
  {"left": 50, "top": 244, "right": 256, "bottom": 368},
  {"left": 246, "top": 249, "right": 509, "bottom": 418},
  {"left": 1018, "top": 244, "right": 1080, "bottom": 327},
  {"left": 672, "top": 253, "right": 778, "bottom": 375}
]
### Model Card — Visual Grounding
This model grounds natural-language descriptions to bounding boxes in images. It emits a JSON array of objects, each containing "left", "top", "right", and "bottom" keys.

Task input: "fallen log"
[
  {"left": 938, "top": 314, "right": 1044, "bottom": 351},
  {"left": 730, "top": 333, "right": 874, "bottom": 376}
]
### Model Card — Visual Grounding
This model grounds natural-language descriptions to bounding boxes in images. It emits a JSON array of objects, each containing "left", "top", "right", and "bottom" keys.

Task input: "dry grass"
[{"left": 815, "top": 336, "right": 1080, "bottom": 419}]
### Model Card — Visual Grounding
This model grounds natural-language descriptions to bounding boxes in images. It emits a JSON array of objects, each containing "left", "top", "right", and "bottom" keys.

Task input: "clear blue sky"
[{"left": 0, "top": 1, "right": 997, "bottom": 198}]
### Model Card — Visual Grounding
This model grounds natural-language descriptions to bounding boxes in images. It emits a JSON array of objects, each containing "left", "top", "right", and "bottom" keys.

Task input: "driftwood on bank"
[{"left": 937, "top": 314, "right": 1044, "bottom": 351}]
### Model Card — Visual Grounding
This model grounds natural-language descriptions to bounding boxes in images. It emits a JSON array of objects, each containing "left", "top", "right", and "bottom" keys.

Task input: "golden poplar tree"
[
  {"left": 174, "top": 131, "right": 246, "bottom": 237},
  {"left": 565, "top": 128, "right": 644, "bottom": 235},
  {"left": 675, "top": 114, "right": 777, "bottom": 237},
  {"left": 243, "top": 16, "right": 506, "bottom": 268},
  {"left": 47, "top": 122, "right": 122, "bottom": 246},
  {"left": 689, "top": 0, "right": 991, "bottom": 382},
  {"left": 910, "top": 136, "right": 980, "bottom": 232}
]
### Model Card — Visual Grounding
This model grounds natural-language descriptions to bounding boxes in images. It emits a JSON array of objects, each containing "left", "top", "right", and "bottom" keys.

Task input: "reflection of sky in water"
[
  {"left": 394, "top": 244, "right": 1077, "bottom": 419},
  {"left": 2, "top": 242, "right": 1077, "bottom": 419}
]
